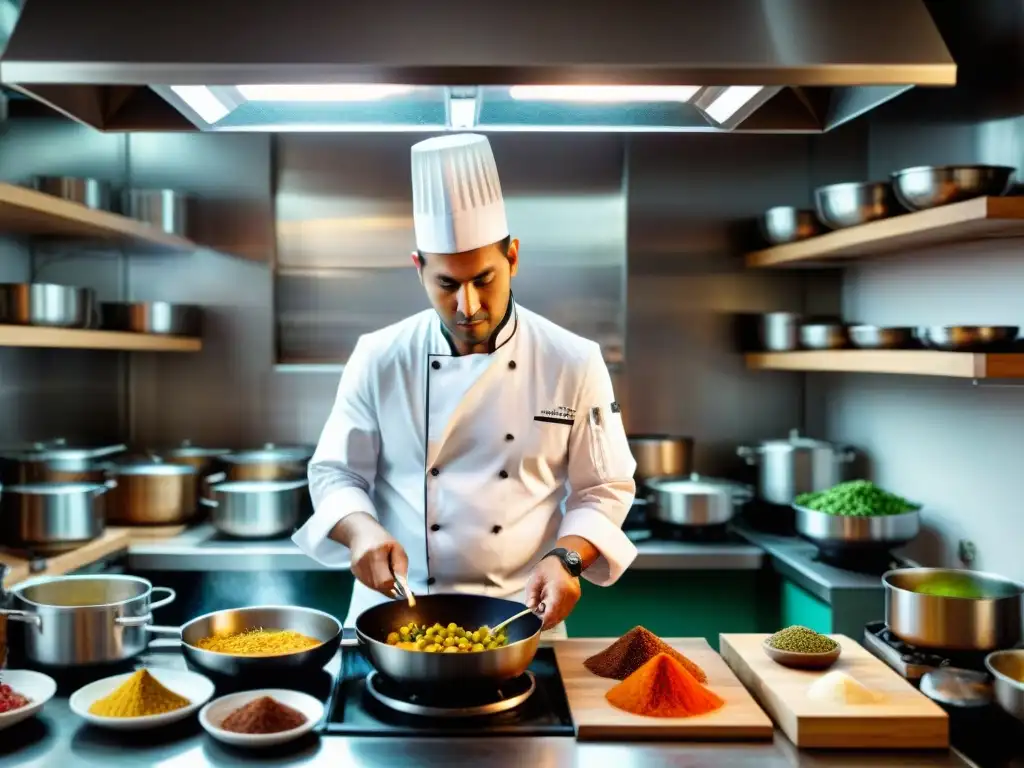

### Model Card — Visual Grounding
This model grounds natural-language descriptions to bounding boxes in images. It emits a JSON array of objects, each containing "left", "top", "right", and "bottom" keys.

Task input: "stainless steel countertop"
[
  {"left": 1, "top": 647, "right": 974, "bottom": 768},
  {"left": 126, "top": 524, "right": 765, "bottom": 572},
  {"left": 733, "top": 524, "right": 914, "bottom": 603}
]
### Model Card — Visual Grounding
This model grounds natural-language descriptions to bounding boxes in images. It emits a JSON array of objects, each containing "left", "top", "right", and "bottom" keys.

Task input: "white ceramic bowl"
[
  {"left": 199, "top": 689, "right": 323, "bottom": 748},
  {"left": 0, "top": 670, "right": 57, "bottom": 730},
  {"left": 70, "top": 668, "right": 215, "bottom": 731}
]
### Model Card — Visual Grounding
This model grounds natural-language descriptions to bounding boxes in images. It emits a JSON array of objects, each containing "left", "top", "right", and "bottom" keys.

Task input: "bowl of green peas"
[{"left": 793, "top": 480, "right": 922, "bottom": 551}]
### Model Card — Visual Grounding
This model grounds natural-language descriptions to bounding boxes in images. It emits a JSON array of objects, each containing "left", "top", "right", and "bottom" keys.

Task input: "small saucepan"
[
  {"left": 145, "top": 605, "right": 342, "bottom": 676},
  {"left": 355, "top": 594, "right": 542, "bottom": 688}
]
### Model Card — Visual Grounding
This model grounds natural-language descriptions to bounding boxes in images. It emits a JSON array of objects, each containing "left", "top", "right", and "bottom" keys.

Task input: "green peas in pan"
[{"left": 384, "top": 621, "right": 512, "bottom": 652}]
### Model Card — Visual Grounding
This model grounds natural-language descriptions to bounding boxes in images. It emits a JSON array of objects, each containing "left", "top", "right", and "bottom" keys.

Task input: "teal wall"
[{"left": 778, "top": 578, "right": 832, "bottom": 634}]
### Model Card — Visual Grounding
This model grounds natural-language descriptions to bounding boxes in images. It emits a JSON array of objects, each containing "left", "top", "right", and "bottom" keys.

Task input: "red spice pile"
[
  {"left": 0, "top": 683, "right": 30, "bottom": 714},
  {"left": 605, "top": 652, "right": 724, "bottom": 718},
  {"left": 584, "top": 626, "right": 708, "bottom": 683},
  {"left": 221, "top": 696, "right": 307, "bottom": 734}
]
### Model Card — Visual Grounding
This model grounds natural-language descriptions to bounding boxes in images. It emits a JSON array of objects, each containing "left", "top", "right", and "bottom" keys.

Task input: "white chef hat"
[{"left": 410, "top": 133, "right": 509, "bottom": 255}]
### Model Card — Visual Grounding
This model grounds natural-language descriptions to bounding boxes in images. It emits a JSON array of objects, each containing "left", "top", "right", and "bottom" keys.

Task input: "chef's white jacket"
[{"left": 292, "top": 301, "right": 637, "bottom": 626}]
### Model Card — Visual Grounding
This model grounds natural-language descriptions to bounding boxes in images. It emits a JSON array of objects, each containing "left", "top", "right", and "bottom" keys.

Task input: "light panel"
[{"left": 508, "top": 85, "right": 700, "bottom": 103}]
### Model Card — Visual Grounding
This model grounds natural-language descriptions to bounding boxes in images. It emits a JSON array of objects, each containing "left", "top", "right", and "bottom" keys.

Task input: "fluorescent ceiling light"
[
  {"left": 449, "top": 96, "right": 477, "bottom": 129},
  {"left": 508, "top": 85, "right": 700, "bottom": 103},
  {"left": 170, "top": 85, "right": 229, "bottom": 124},
  {"left": 237, "top": 84, "right": 413, "bottom": 102},
  {"left": 702, "top": 86, "right": 764, "bottom": 124}
]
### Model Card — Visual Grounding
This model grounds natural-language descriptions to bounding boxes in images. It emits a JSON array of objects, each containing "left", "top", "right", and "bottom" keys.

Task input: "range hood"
[{"left": 0, "top": 0, "right": 955, "bottom": 133}]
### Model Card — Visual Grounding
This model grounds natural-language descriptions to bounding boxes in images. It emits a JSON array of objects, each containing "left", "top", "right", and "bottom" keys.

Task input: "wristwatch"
[{"left": 544, "top": 547, "right": 583, "bottom": 578}]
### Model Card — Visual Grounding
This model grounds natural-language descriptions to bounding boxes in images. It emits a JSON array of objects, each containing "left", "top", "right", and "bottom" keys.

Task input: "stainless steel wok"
[
  {"left": 146, "top": 604, "right": 342, "bottom": 676},
  {"left": 354, "top": 594, "right": 542, "bottom": 688}
]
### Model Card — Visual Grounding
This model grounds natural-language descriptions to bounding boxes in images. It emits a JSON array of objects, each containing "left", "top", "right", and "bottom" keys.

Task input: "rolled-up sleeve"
[
  {"left": 559, "top": 345, "right": 637, "bottom": 586},
  {"left": 291, "top": 337, "right": 379, "bottom": 566}
]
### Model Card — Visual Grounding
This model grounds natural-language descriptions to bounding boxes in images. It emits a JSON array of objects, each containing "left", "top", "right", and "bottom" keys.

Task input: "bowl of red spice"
[
  {"left": 0, "top": 670, "right": 56, "bottom": 730},
  {"left": 199, "top": 689, "right": 323, "bottom": 748}
]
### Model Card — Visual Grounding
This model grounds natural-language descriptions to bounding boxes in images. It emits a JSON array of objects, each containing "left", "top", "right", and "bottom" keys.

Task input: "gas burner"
[
  {"left": 811, "top": 548, "right": 900, "bottom": 575},
  {"left": 648, "top": 521, "right": 734, "bottom": 543},
  {"left": 365, "top": 671, "right": 536, "bottom": 718},
  {"left": 863, "top": 621, "right": 994, "bottom": 680}
]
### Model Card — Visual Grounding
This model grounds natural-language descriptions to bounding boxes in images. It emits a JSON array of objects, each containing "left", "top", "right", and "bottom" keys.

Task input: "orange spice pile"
[{"left": 605, "top": 652, "right": 724, "bottom": 718}]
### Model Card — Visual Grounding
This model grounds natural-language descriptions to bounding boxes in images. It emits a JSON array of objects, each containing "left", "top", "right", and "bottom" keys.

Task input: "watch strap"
[{"left": 543, "top": 547, "right": 583, "bottom": 578}]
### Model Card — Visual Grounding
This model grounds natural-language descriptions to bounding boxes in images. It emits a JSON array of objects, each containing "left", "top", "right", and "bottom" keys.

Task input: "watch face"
[{"left": 566, "top": 552, "right": 582, "bottom": 567}]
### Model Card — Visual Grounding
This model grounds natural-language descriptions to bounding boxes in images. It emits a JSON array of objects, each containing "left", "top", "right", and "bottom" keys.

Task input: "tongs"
[{"left": 389, "top": 561, "right": 416, "bottom": 608}]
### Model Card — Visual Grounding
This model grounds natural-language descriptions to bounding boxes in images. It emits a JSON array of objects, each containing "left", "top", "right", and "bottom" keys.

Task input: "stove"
[
  {"left": 324, "top": 646, "right": 574, "bottom": 736},
  {"left": 863, "top": 621, "right": 1024, "bottom": 767},
  {"left": 811, "top": 549, "right": 903, "bottom": 576}
]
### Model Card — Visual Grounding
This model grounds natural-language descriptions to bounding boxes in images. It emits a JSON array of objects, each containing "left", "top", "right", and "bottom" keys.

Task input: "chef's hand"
[
  {"left": 525, "top": 556, "right": 582, "bottom": 630},
  {"left": 336, "top": 512, "right": 409, "bottom": 597}
]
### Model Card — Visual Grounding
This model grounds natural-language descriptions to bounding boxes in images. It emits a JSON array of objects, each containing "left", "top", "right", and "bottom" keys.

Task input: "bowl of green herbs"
[
  {"left": 793, "top": 480, "right": 922, "bottom": 551},
  {"left": 762, "top": 625, "right": 841, "bottom": 670}
]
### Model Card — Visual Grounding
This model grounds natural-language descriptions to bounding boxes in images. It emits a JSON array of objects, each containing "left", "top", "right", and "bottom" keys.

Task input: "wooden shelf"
[
  {"left": 0, "top": 182, "right": 195, "bottom": 252},
  {"left": 0, "top": 326, "right": 201, "bottom": 352},
  {"left": 746, "top": 197, "right": 1024, "bottom": 268},
  {"left": 1, "top": 529, "right": 132, "bottom": 588},
  {"left": 745, "top": 350, "right": 1024, "bottom": 378}
]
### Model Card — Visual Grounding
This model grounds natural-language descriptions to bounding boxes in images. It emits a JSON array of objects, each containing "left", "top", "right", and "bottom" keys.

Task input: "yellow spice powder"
[{"left": 88, "top": 669, "right": 190, "bottom": 717}]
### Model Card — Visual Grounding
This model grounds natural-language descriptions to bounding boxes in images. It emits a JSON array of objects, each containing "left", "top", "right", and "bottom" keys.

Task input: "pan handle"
[
  {"left": 142, "top": 623, "right": 184, "bottom": 638},
  {"left": 341, "top": 627, "right": 359, "bottom": 647}
]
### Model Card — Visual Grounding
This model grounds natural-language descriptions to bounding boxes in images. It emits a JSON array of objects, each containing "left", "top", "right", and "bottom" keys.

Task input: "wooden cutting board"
[
  {"left": 551, "top": 637, "right": 774, "bottom": 741},
  {"left": 720, "top": 633, "right": 949, "bottom": 749}
]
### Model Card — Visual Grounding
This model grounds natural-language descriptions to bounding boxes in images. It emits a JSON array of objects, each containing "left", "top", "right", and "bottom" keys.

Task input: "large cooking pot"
[
  {"left": 104, "top": 461, "right": 199, "bottom": 525},
  {"left": 0, "top": 575, "right": 176, "bottom": 666},
  {"left": 628, "top": 435, "right": 694, "bottom": 485},
  {"left": 144, "top": 605, "right": 342, "bottom": 677},
  {"left": 645, "top": 474, "right": 752, "bottom": 527},
  {"left": 884, "top": 568, "right": 1024, "bottom": 652},
  {"left": 201, "top": 479, "right": 310, "bottom": 538},
  {"left": 355, "top": 594, "right": 541, "bottom": 687},
  {"left": 794, "top": 504, "right": 920, "bottom": 555},
  {"left": 0, "top": 439, "right": 125, "bottom": 485},
  {"left": 0, "top": 481, "right": 114, "bottom": 553},
  {"left": 737, "top": 429, "right": 856, "bottom": 505},
  {"left": 211, "top": 443, "right": 313, "bottom": 483}
]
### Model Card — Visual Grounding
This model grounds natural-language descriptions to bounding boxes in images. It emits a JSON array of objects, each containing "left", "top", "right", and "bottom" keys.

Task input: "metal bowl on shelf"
[
  {"left": 814, "top": 181, "right": 902, "bottom": 230},
  {"left": 100, "top": 301, "right": 202, "bottom": 337},
  {"left": 759, "top": 207, "right": 823, "bottom": 246},
  {"left": 891, "top": 165, "right": 1016, "bottom": 211},
  {"left": 799, "top": 323, "right": 849, "bottom": 350},
  {"left": 122, "top": 189, "right": 191, "bottom": 236},
  {"left": 793, "top": 503, "right": 920, "bottom": 552},
  {"left": 33, "top": 176, "right": 115, "bottom": 211},
  {"left": 0, "top": 283, "right": 96, "bottom": 328},
  {"left": 848, "top": 325, "right": 917, "bottom": 350},
  {"left": 986, "top": 649, "right": 1024, "bottom": 722},
  {"left": 918, "top": 325, "right": 1019, "bottom": 351}
]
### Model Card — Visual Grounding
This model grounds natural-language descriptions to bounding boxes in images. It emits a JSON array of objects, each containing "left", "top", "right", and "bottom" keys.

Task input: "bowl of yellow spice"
[{"left": 70, "top": 668, "right": 214, "bottom": 730}]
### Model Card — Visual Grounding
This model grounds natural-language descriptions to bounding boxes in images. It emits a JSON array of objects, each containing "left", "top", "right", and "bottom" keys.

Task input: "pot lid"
[
  {"left": 214, "top": 479, "right": 309, "bottom": 494},
  {"left": 647, "top": 473, "right": 741, "bottom": 495},
  {"left": 759, "top": 428, "right": 839, "bottom": 451},
  {"left": 4, "top": 482, "right": 109, "bottom": 494},
  {"left": 157, "top": 439, "right": 231, "bottom": 458},
  {"left": 223, "top": 443, "right": 314, "bottom": 463},
  {"left": 920, "top": 668, "right": 992, "bottom": 708},
  {"left": 108, "top": 462, "right": 197, "bottom": 477},
  {"left": 0, "top": 438, "right": 127, "bottom": 461}
]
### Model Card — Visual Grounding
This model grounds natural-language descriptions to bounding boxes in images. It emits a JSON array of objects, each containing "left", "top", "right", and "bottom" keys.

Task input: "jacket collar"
[{"left": 436, "top": 296, "right": 518, "bottom": 357}]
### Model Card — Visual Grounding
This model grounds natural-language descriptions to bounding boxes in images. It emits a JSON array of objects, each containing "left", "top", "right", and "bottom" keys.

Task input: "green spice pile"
[
  {"left": 767, "top": 625, "right": 838, "bottom": 654},
  {"left": 796, "top": 480, "right": 920, "bottom": 518}
]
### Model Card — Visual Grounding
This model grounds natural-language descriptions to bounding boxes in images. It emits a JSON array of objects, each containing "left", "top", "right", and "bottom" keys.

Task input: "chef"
[{"left": 293, "top": 133, "right": 637, "bottom": 636}]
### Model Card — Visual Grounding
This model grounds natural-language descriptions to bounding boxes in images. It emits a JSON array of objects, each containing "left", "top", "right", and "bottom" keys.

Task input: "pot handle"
[
  {"left": 149, "top": 587, "right": 176, "bottom": 612},
  {"left": 632, "top": 496, "right": 649, "bottom": 508},
  {"left": 839, "top": 447, "right": 856, "bottom": 462},
  {"left": 732, "top": 484, "right": 755, "bottom": 503},
  {"left": 116, "top": 612, "right": 154, "bottom": 628},
  {"left": 0, "top": 609, "right": 41, "bottom": 629},
  {"left": 736, "top": 445, "right": 759, "bottom": 465},
  {"left": 199, "top": 497, "right": 218, "bottom": 509},
  {"left": 93, "top": 478, "right": 118, "bottom": 497},
  {"left": 142, "top": 623, "right": 184, "bottom": 639},
  {"left": 204, "top": 472, "right": 226, "bottom": 487}
]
